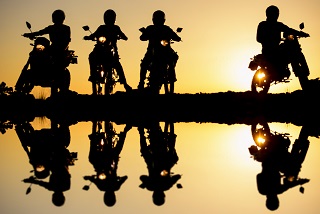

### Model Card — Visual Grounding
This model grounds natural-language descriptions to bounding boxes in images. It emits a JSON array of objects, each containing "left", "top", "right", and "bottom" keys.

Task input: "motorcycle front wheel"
[
  {"left": 251, "top": 68, "right": 271, "bottom": 94},
  {"left": 251, "top": 120, "right": 271, "bottom": 148}
]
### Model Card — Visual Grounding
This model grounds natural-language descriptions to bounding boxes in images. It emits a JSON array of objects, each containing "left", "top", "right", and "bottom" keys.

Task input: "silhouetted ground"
[{"left": 1, "top": 88, "right": 319, "bottom": 126}]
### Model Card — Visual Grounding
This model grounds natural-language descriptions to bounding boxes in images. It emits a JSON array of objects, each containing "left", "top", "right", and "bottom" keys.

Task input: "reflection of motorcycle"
[
  {"left": 16, "top": 119, "right": 77, "bottom": 206},
  {"left": 83, "top": 25, "right": 121, "bottom": 95},
  {"left": 140, "top": 27, "right": 182, "bottom": 94},
  {"left": 0, "top": 82, "right": 13, "bottom": 96},
  {"left": 15, "top": 22, "right": 78, "bottom": 96},
  {"left": 248, "top": 23, "right": 310, "bottom": 94},
  {"left": 249, "top": 120, "right": 312, "bottom": 211},
  {"left": 138, "top": 121, "right": 181, "bottom": 206},
  {"left": 83, "top": 121, "right": 131, "bottom": 207}
]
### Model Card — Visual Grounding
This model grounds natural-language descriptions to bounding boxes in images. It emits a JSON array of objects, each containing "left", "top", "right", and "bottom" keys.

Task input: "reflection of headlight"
[
  {"left": 257, "top": 72, "right": 266, "bottom": 79},
  {"left": 98, "top": 37, "right": 106, "bottom": 43},
  {"left": 98, "top": 173, "right": 106, "bottom": 180},
  {"left": 36, "top": 44, "right": 45, "bottom": 51},
  {"left": 257, "top": 137, "right": 266, "bottom": 145},
  {"left": 161, "top": 40, "right": 169, "bottom": 46},
  {"left": 36, "top": 165, "right": 45, "bottom": 172}
]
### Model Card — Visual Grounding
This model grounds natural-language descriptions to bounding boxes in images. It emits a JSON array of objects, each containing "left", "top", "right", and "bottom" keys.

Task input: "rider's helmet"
[
  {"left": 266, "top": 194, "right": 280, "bottom": 211},
  {"left": 104, "top": 9, "right": 116, "bottom": 25},
  {"left": 104, "top": 190, "right": 116, "bottom": 207},
  {"left": 152, "top": 10, "right": 166, "bottom": 26},
  {"left": 52, "top": 9, "right": 66, "bottom": 24},
  {"left": 152, "top": 190, "right": 165, "bottom": 206},
  {"left": 266, "top": 5, "right": 279, "bottom": 22},
  {"left": 52, "top": 191, "right": 66, "bottom": 206}
]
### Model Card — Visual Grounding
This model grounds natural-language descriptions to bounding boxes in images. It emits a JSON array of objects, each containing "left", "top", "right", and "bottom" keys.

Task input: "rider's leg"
[
  {"left": 138, "top": 53, "right": 151, "bottom": 90},
  {"left": 114, "top": 60, "right": 132, "bottom": 92}
]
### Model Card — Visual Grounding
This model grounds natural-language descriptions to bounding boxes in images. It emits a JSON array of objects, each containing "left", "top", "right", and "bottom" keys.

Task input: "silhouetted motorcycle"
[
  {"left": 248, "top": 23, "right": 310, "bottom": 94},
  {"left": 83, "top": 25, "right": 121, "bottom": 95},
  {"left": 249, "top": 121, "right": 310, "bottom": 194},
  {"left": 15, "top": 22, "right": 78, "bottom": 96},
  {"left": 140, "top": 27, "right": 182, "bottom": 94}
]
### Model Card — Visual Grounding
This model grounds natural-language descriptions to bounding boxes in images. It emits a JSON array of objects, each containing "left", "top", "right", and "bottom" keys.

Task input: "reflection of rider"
[
  {"left": 138, "top": 122, "right": 181, "bottom": 206},
  {"left": 256, "top": 5, "right": 309, "bottom": 77},
  {"left": 18, "top": 120, "right": 75, "bottom": 207},
  {"left": 250, "top": 123, "right": 311, "bottom": 211},
  {"left": 84, "top": 9, "right": 132, "bottom": 92},
  {"left": 84, "top": 121, "right": 131, "bottom": 206},
  {"left": 138, "top": 10, "right": 181, "bottom": 90},
  {"left": 22, "top": 10, "right": 71, "bottom": 92}
]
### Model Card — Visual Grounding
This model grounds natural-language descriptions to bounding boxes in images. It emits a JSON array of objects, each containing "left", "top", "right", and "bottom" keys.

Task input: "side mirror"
[
  {"left": 299, "top": 22, "right": 304, "bottom": 30},
  {"left": 177, "top": 27, "right": 183, "bottom": 33},
  {"left": 26, "top": 21, "right": 31, "bottom": 30},
  {"left": 82, "top": 25, "right": 90, "bottom": 31}
]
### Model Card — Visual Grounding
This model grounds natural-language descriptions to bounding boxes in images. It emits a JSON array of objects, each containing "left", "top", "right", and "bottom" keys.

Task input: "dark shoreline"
[{"left": 0, "top": 90, "right": 318, "bottom": 126}]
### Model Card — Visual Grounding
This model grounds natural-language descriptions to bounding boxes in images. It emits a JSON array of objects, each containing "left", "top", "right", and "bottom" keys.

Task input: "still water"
[{"left": 0, "top": 117, "right": 319, "bottom": 214}]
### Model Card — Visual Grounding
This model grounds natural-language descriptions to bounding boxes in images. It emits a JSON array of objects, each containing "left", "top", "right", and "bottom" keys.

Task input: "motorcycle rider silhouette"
[
  {"left": 252, "top": 5, "right": 310, "bottom": 92},
  {"left": 83, "top": 121, "right": 131, "bottom": 206},
  {"left": 249, "top": 120, "right": 312, "bottom": 211},
  {"left": 138, "top": 121, "right": 181, "bottom": 206},
  {"left": 138, "top": 10, "right": 181, "bottom": 94},
  {"left": 17, "top": 10, "right": 76, "bottom": 95},
  {"left": 84, "top": 9, "right": 132, "bottom": 95},
  {"left": 19, "top": 119, "right": 77, "bottom": 206}
]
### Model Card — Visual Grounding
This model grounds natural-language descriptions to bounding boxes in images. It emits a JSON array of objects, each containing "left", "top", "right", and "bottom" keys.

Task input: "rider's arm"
[
  {"left": 256, "top": 21, "right": 266, "bottom": 44},
  {"left": 116, "top": 26, "right": 128, "bottom": 41},
  {"left": 169, "top": 27, "right": 181, "bottom": 42},
  {"left": 140, "top": 26, "right": 152, "bottom": 41},
  {"left": 281, "top": 23, "right": 309, "bottom": 37},
  {"left": 23, "top": 26, "right": 50, "bottom": 38}
]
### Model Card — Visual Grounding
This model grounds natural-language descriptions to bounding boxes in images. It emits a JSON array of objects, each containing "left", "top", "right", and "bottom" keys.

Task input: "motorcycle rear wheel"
[{"left": 251, "top": 68, "right": 271, "bottom": 94}]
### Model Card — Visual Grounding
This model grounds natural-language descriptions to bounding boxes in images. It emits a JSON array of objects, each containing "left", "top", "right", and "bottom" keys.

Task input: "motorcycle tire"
[
  {"left": 251, "top": 120, "right": 271, "bottom": 148},
  {"left": 251, "top": 68, "right": 271, "bottom": 94}
]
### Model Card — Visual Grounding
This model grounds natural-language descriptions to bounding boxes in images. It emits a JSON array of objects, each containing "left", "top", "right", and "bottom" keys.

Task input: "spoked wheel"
[
  {"left": 251, "top": 68, "right": 271, "bottom": 94},
  {"left": 105, "top": 81, "right": 114, "bottom": 95},
  {"left": 251, "top": 120, "right": 271, "bottom": 148}
]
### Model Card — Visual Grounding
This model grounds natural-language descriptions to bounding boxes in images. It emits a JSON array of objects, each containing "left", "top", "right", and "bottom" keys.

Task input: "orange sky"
[{"left": 1, "top": 0, "right": 320, "bottom": 95}]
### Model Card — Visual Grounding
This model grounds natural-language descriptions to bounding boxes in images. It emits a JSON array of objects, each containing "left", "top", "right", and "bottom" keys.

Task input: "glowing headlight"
[
  {"left": 36, "top": 164, "right": 45, "bottom": 172},
  {"left": 160, "top": 170, "right": 168, "bottom": 176},
  {"left": 98, "top": 37, "right": 106, "bottom": 43},
  {"left": 98, "top": 172, "right": 106, "bottom": 180},
  {"left": 36, "top": 44, "right": 45, "bottom": 51},
  {"left": 287, "top": 35, "right": 294, "bottom": 41},
  {"left": 161, "top": 40, "right": 169, "bottom": 46}
]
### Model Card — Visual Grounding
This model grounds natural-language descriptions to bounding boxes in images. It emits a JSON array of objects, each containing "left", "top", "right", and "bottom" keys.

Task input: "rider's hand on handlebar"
[
  {"left": 83, "top": 36, "right": 91, "bottom": 40},
  {"left": 300, "top": 31, "right": 310, "bottom": 37},
  {"left": 22, "top": 33, "right": 34, "bottom": 39}
]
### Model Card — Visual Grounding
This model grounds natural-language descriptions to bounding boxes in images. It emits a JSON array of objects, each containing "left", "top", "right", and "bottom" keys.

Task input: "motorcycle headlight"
[
  {"left": 98, "top": 172, "right": 106, "bottom": 180},
  {"left": 36, "top": 164, "right": 45, "bottom": 172},
  {"left": 161, "top": 40, "right": 169, "bottom": 46},
  {"left": 160, "top": 170, "right": 169, "bottom": 176},
  {"left": 287, "top": 35, "right": 294, "bottom": 41},
  {"left": 35, "top": 44, "right": 45, "bottom": 51},
  {"left": 257, "top": 72, "right": 266, "bottom": 79},
  {"left": 98, "top": 36, "right": 107, "bottom": 43}
]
